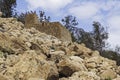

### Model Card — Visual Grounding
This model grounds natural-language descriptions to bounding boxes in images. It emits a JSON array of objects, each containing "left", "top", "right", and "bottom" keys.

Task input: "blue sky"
[{"left": 16, "top": 0, "right": 120, "bottom": 48}]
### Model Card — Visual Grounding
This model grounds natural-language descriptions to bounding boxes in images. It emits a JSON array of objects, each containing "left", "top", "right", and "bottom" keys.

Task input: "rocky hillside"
[
  {"left": 24, "top": 12, "right": 72, "bottom": 42},
  {"left": 0, "top": 17, "right": 120, "bottom": 80}
]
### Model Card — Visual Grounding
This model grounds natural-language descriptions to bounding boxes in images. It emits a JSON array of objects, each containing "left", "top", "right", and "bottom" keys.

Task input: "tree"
[
  {"left": 115, "top": 45, "right": 120, "bottom": 54},
  {"left": 71, "top": 21, "right": 108, "bottom": 53},
  {"left": 102, "top": 49, "right": 120, "bottom": 66},
  {"left": 39, "top": 11, "right": 50, "bottom": 22},
  {"left": 0, "top": 0, "right": 16, "bottom": 17},
  {"left": 92, "top": 21, "right": 108, "bottom": 53},
  {"left": 62, "top": 16, "right": 108, "bottom": 53},
  {"left": 14, "top": 12, "right": 27, "bottom": 24},
  {"left": 62, "top": 15, "right": 78, "bottom": 31},
  {"left": 62, "top": 15, "right": 79, "bottom": 42},
  {"left": 78, "top": 30, "right": 94, "bottom": 49}
]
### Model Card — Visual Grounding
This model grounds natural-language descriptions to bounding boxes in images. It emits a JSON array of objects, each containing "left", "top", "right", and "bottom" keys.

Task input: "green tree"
[
  {"left": 39, "top": 11, "right": 51, "bottom": 22},
  {"left": 102, "top": 49, "right": 120, "bottom": 66},
  {"left": 78, "top": 30, "right": 94, "bottom": 49},
  {"left": 62, "top": 15, "right": 78, "bottom": 31},
  {"left": 71, "top": 21, "right": 108, "bottom": 53},
  {"left": 62, "top": 15, "right": 78, "bottom": 42},
  {"left": 115, "top": 45, "right": 120, "bottom": 54},
  {"left": 92, "top": 21, "right": 108, "bottom": 52},
  {"left": 0, "top": 0, "right": 16, "bottom": 17},
  {"left": 14, "top": 12, "right": 27, "bottom": 24},
  {"left": 62, "top": 16, "right": 108, "bottom": 54}
]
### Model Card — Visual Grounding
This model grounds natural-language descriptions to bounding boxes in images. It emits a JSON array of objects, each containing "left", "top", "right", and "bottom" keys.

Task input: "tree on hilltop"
[
  {"left": 62, "top": 15, "right": 78, "bottom": 31},
  {"left": 39, "top": 11, "right": 51, "bottom": 22},
  {"left": 62, "top": 15, "right": 79, "bottom": 42}
]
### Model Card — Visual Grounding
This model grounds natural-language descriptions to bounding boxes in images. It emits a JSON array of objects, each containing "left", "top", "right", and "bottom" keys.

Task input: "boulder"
[
  {"left": 116, "top": 66, "right": 120, "bottom": 75},
  {"left": 100, "top": 69, "right": 117, "bottom": 80},
  {"left": 58, "top": 56, "right": 87, "bottom": 77},
  {"left": 70, "top": 43, "right": 92, "bottom": 58},
  {"left": 49, "top": 51, "right": 65, "bottom": 63},
  {"left": 91, "top": 51, "right": 100, "bottom": 57}
]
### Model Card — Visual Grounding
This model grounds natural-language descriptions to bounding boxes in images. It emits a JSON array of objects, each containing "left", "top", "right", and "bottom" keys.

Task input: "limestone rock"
[
  {"left": 5, "top": 55, "right": 20, "bottom": 66},
  {"left": 100, "top": 69, "right": 117, "bottom": 80},
  {"left": 113, "top": 76, "right": 120, "bottom": 80},
  {"left": 116, "top": 66, "right": 120, "bottom": 75},
  {"left": 91, "top": 51, "right": 100, "bottom": 57},
  {"left": 86, "top": 62, "right": 96, "bottom": 69},
  {"left": 49, "top": 51, "right": 65, "bottom": 63},
  {"left": 58, "top": 56, "right": 87, "bottom": 77},
  {"left": 0, "top": 74, "right": 8, "bottom": 80}
]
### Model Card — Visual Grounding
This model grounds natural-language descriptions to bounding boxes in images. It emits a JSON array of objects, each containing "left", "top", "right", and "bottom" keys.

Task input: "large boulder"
[
  {"left": 57, "top": 56, "right": 87, "bottom": 77},
  {"left": 100, "top": 69, "right": 117, "bottom": 80}
]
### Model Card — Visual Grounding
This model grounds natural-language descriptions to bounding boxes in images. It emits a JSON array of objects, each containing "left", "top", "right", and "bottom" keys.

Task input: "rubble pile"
[{"left": 0, "top": 17, "right": 119, "bottom": 80}]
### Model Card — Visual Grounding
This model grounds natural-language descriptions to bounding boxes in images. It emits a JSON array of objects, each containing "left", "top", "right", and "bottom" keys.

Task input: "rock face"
[
  {"left": 25, "top": 13, "right": 72, "bottom": 42},
  {"left": 0, "top": 17, "right": 119, "bottom": 80}
]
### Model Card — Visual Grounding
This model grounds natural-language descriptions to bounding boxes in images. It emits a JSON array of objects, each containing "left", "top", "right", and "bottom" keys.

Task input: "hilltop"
[{"left": 0, "top": 17, "right": 119, "bottom": 80}]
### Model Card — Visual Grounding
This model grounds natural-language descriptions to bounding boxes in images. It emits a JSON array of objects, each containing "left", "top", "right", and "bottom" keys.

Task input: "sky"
[{"left": 16, "top": 0, "right": 120, "bottom": 48}]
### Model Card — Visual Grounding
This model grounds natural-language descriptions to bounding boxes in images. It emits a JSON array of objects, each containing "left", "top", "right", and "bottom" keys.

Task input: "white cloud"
[
  {"left": 107, "top": 15, "right": 120, "bottom": 47},
  {"left": 25, "top": 0, "right": 73, "bottom": 11},
  {"left": 68, "top": 2, "right": 100, "bottom": 19},
  {"left": 100, "top": 1, "right": 117, "bottom": 11},
  {"left": 108, "top": 33, "right": 120, "bottom": 48},
  {"left": 107, "top": 16, "right": 120, "bottom": 31}
]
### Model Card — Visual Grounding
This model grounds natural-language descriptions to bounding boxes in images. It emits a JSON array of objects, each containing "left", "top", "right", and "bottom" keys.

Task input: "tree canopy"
[{"left": 0, "top": 0, "right": 16, "bottom": 17}]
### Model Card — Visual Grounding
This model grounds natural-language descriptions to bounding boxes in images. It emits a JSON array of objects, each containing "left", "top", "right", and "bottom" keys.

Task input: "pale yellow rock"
[
  {"left": 28, "top": 78, "right": 45, "bottom": 80},
  {"left": 58, "top": 56, "right": 87, "bottom": 76},
  {"left": 100, "top": 69, "right": 117, "bottom": 79},
  {"left": 0, "top": 74, "right": 8, "bottom": 80},
  {"left": 86, "top": 62, "right": 96, "bottom": 68},
  {"left": 113, "top": 76, "right": 120, "bottom": 80},
  {"left": 92, "top": 51, "right": 100, "bottom": 57},
  {"left": 50, "top": 51, "right": 65, "bottom": 62},
  {"left": 68, "top": 71, "right": 100, "bottom": 80}
]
